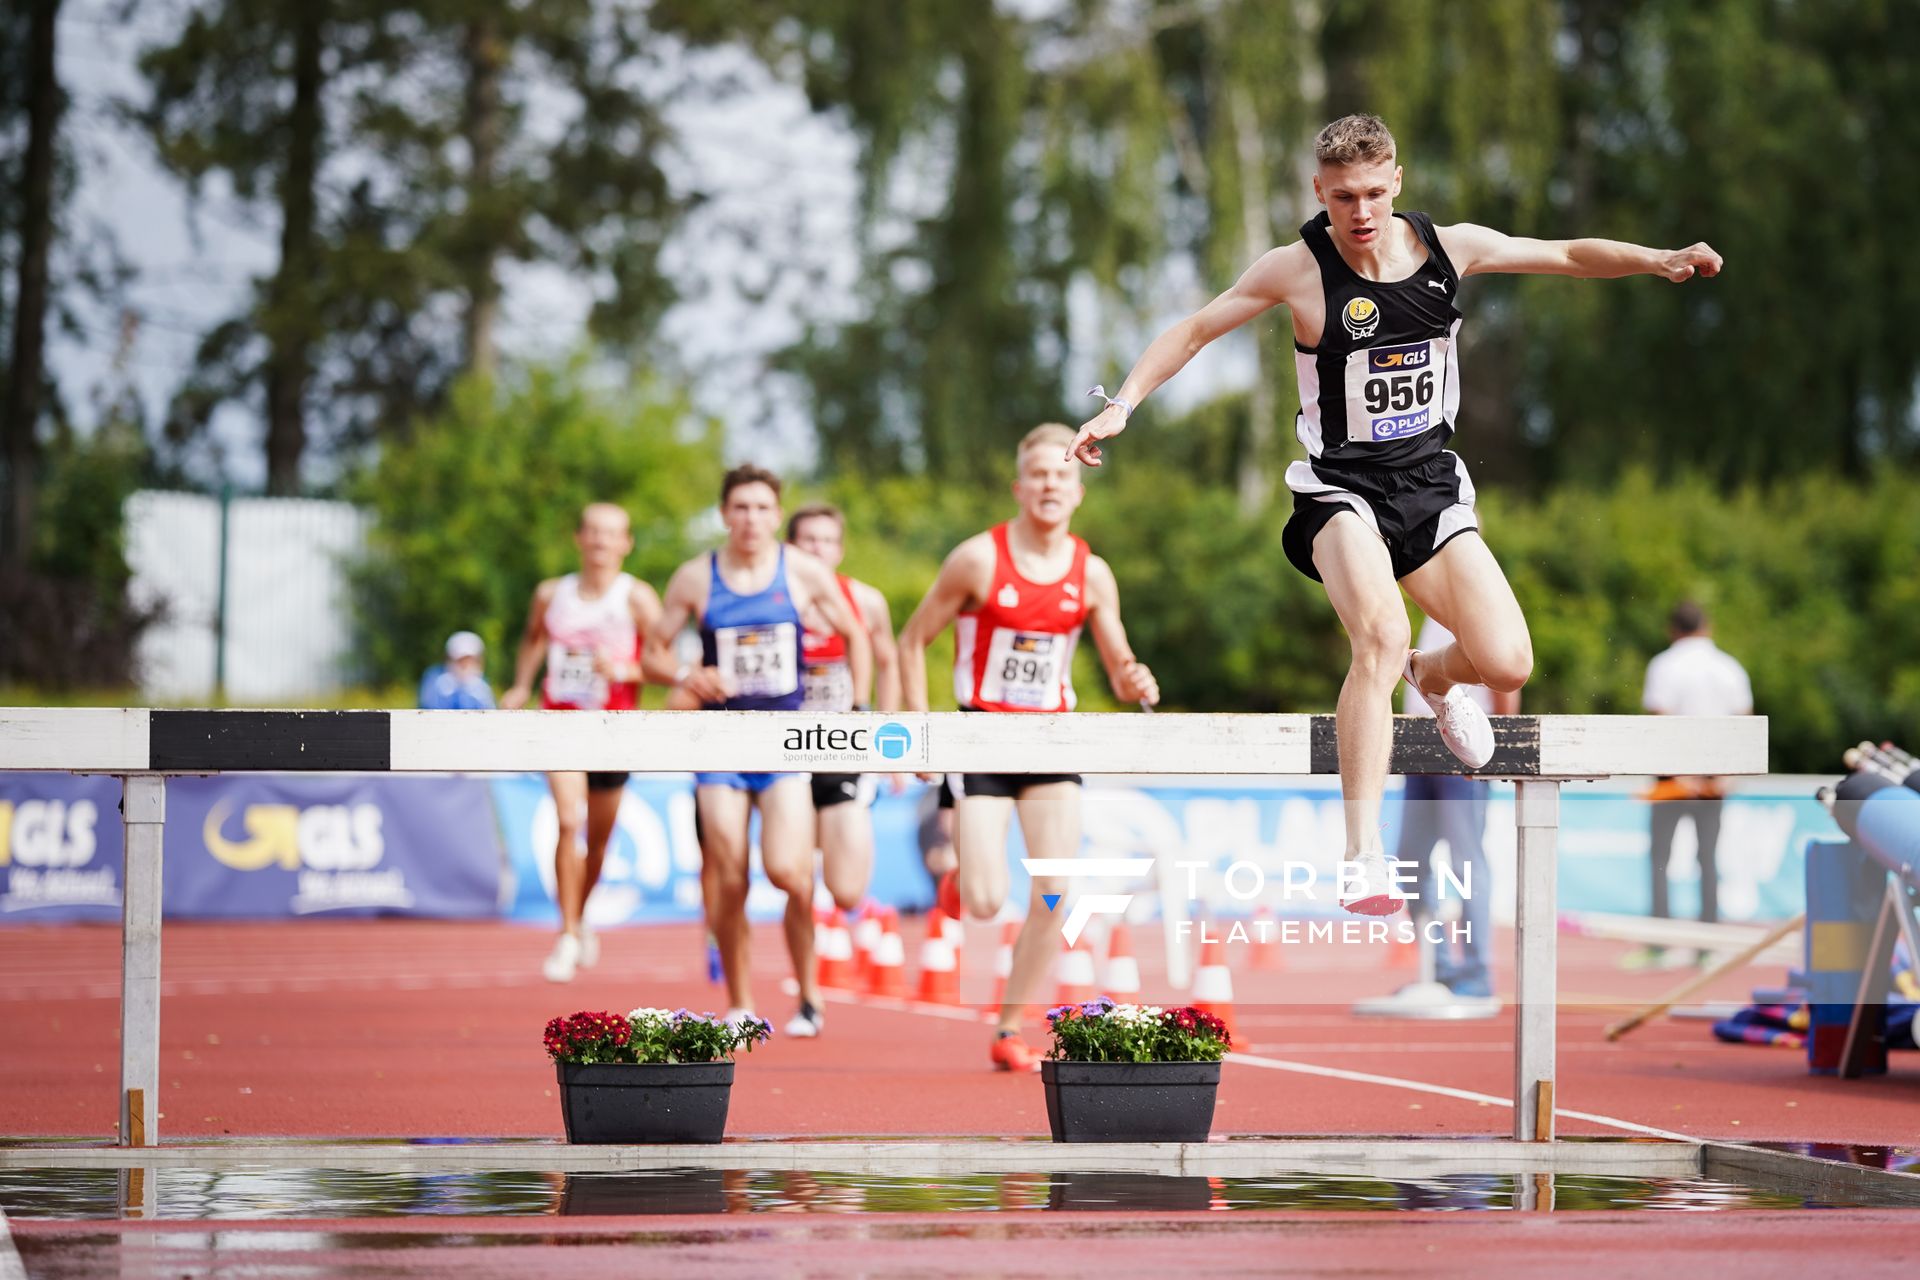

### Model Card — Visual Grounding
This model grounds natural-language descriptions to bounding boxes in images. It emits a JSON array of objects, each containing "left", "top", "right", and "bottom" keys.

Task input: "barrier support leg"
[
  {"left": 119, "top": 774, "right": 165, "bottom": 1147},
  {"left": 1513, "top": 779, "right": 1559, "bottom": 1141}
]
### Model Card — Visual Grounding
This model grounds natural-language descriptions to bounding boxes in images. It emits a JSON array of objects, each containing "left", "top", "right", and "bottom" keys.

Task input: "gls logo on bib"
[{"left": 1343, "top": 296, "right": 1380, "bottom": 340}]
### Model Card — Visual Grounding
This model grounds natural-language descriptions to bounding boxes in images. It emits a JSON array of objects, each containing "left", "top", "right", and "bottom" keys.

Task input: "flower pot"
[
  {"left": 556, "top": 1061, "right": 734, "bottom": 1144},
  {"left": 1040, "top": 1059, "right": 1220, "bottom": 1143}
]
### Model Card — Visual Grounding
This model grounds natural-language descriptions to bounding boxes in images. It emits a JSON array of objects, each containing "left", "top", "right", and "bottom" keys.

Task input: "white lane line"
[
  {"left": 791, "top": 980, "right": 1692, "bottom": 1141},
  {"left": 1225, "top": 1051, "right": 1692, "bottom": 1140},
  {"left": 0, "top": 1205, "right": 27, "bottom": 1280}
]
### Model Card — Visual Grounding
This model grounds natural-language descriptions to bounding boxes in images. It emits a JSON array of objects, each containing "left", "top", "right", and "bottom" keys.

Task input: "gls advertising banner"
[
  {"left": 0, "top": 773, "right": 124, "bottom": 921},
  {"left": 164, "top": 775, "right": 503, "bottom": 918}
]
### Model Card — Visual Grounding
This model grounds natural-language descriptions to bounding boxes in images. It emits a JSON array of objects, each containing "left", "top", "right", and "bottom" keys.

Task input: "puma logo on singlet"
[{"left": 1426, "top": 279, "right": 1448, "bottom": 293}]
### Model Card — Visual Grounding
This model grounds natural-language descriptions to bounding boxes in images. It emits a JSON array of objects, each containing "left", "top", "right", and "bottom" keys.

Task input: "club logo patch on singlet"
[{"left": 1343, "top": 296, "right": 1381, "bottom": 339}]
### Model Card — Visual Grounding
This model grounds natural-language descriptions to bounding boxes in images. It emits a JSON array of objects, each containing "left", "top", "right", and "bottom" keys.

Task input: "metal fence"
[{"left": 126, "top": 490, "right": 370, "bottom": 703}]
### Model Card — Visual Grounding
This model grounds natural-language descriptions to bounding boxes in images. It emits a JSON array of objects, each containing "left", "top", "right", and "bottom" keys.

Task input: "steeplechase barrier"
[{"left": 0, "top": 707, "right": 1767, "bottom": 1146}]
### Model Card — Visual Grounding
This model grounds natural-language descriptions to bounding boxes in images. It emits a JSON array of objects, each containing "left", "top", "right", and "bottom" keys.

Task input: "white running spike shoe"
[
  {"left": 1340, "top": 847, "right": 1403, "bottom": 917},
  {"left": 542, "top": 932, "right": 581, "bottom": 983},
  {"left": 577, "top": 925, "right": 600, "bottom": 969},
  {"left": 1405, "top": 651, "right": 1495, "bottom": 770}
]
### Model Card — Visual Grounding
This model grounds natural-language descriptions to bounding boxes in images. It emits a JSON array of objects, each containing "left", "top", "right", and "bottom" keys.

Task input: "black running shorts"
[
  {"left": 1280, "top": 450, "right": 1480, "bottom": 582},
  {"left": 949, "top": 772, "right": 1082, "bottom": 800},
  {"left": 810, "top": 773, "right": 872, "bottom": 810}
]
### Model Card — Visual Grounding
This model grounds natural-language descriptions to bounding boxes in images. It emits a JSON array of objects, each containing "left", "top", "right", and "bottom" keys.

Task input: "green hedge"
[{"left": 347, "top": 364, "right": 722, "bottom": 689}]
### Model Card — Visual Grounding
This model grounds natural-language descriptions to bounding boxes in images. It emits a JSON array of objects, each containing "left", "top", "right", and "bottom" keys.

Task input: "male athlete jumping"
[{"left": 1068, "top": 114, "right": 1720, "bottom": 911}]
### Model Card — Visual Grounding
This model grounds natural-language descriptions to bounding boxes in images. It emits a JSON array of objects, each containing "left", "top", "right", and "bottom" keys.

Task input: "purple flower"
[
  {"left": 1081, "top": 996, "right": 1115, "bottom": 1016},
  {"left": 1046, "top": 1004, "right": 1074, "bottom": 1023}
]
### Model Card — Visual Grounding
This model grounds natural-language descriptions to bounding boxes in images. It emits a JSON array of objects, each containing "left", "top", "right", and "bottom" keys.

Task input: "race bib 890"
[
  {"left": 1344, "top": 339, "right": 1446, "bottom": 443},
  {"left": 978, "top": 628, "right": 1065, "bottom": 710}
]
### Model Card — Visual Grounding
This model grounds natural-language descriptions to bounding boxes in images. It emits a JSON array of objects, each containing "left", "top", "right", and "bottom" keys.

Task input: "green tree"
[
  {"left": 347, "top": 360, "right": 722, "bottom": 688},
  {"left": 2, "top": 0, "right": 62, "bottom": 563},
  {"left": 137, "top": 0, "right": 405, "bottom": 492},
  {"left": 138, "top": 0, "right": 688, "bottom": 493}
]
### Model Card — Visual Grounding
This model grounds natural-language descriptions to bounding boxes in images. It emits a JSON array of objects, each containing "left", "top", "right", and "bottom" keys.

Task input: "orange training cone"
[
  {"left": 1385, "top": 917, "right": 1420, "bottom": 970},
  {"left": 915, "top": 908, "right": 963, "bottom": 1005},
  {"left": 816, "top": 908, "right": 856, "bottom": 990},
  {"left": 1103, "top": 922, "right": 1141, "bottom": 997},
  {"left": 1250, "top": 906, "right": 1285, "bottom": 972},
  {"left": 1054, "top": 931, "right": 1097, "bottom": 1005},
  {"left": 990, "top": 921, "right": 1019, "bottom": 1005},
  {"left": 852, "top": 902, "right": 883, "bottom": 985},
  {"left": 866, "top": 908, "right": 908, "bottom": 998},
  {"left": 1190, "top": 934, "right": 1238, "bottom": 1044}
]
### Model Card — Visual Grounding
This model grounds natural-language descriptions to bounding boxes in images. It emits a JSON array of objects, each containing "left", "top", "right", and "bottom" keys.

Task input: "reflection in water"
[{"left": 0, "top": 1164, "right": 1868, "bottom": 1222}]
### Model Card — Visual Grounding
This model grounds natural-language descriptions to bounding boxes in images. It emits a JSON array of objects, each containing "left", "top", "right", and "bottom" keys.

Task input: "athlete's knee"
[
  {"left": 701, "top": 846, "right": 750, "bottom": 898},
  {"left": 554, "top": 820, "right": 583, "bottom": 856},
  {"left": 823, "top": 870, "right": 863, "bottom": 913},
  {"left": 960, "top": 877, "right": 1006, "bottom": 921},
  {"left": 1475, "top": 636, "right": 1533, "bottom": 691},
  {"left": 763, "top": 857, "right": 812, "bottom": 898},
  {"left": 1348, "top": 612, "right": 1412, "bottom": 676}
]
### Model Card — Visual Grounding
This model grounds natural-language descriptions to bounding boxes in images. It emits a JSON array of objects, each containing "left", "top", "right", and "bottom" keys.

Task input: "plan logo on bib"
[{"left": 1343, "top": 296, "right": 1380, "bottom": 340}]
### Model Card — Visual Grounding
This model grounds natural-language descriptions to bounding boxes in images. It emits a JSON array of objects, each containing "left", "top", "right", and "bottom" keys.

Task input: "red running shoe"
[
  {"left": 989, "top": 1033, "right": 1042, "bottom": 1073},
  {"left": 937, "top": 868, "right": 963, "bottom": 922}
]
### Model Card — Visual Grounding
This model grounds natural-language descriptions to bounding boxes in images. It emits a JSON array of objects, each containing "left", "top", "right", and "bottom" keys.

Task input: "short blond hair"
[
  {"left": 1314, "top": 114, "right": 1396, "bottom": 167},
  {"left": 1016, "top": 423, "right": 1076, "bottom": 464}
]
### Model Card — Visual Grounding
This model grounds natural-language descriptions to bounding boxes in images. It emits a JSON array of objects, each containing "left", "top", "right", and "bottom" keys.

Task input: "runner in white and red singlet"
[
  {"left": 787, "top": 503, "right": 900, "bottom": 912},
  {"left": 897, "top": 423, "right": 1159, "bottom": 1072},
  {"left": 502, "top": 502, "right": 662, "bottom": 983}
]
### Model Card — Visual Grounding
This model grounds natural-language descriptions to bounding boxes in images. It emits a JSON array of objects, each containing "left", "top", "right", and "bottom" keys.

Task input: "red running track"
[{"left": 5, "top": 917, "right": 1919, "bottom": 1141}]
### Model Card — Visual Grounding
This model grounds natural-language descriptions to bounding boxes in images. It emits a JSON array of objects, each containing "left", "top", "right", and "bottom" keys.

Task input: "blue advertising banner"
[
  {"left": 0, "top": 768, "right": 1839, "bottom": 927},
  {"left": 0, "top": 773, "right": 125, "bottom": 922},
  {"left": 163, "top": 774, "right": 503, "bottom": 918},
  {"left": 492, "top": 774, "right": 935, "bottom": 926}
]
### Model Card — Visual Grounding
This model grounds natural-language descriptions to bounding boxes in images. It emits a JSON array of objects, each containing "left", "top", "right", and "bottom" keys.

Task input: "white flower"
[{"left": 627, "top": 1007, "right": 674, "bottom": 1022}]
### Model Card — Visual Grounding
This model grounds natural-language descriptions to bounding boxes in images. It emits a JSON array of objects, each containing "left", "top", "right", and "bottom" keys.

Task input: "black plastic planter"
[
  {"left": 1040, "top": 1060, "right": 1221, "bottom": 1143},
  {"left": 556, "top": 1061, "right": 734, "bottom": 1144}
]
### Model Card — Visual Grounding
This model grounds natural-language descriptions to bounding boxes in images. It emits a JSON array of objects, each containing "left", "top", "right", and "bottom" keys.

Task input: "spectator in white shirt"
[{"left": 1630, "top": 600, "right": 1754, "bottom": 969}]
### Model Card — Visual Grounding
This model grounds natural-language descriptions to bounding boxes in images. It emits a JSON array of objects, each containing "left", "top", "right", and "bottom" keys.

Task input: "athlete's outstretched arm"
[
  {"left": 1440, "top": 222, "right": 1722, "bottom": 282},
  {"left": 1082, "top": 556, "right": 1159, "bottom": 707},
  {"left": 500, "top": 580, "right": 557, "bottom": 710},
  {"left": 1068, "top": 242, "right": 1315, "bottom": 467},
  {"left": 859, "top": 584, "right": 902, "bottom": 713},
  {"left": 642, "top": 559, "right": 727, "bottom": 704},
  {"left": 792, "top": 552, "right": 873, "bottom": 710},
  {"left": 895, "top": 539, "right": 990, "bottom": 714}
]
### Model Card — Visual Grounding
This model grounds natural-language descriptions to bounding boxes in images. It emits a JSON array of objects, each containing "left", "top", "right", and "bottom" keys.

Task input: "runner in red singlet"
[{"left": 897, "top": 424, "right": 1159, "bottom": 1072}]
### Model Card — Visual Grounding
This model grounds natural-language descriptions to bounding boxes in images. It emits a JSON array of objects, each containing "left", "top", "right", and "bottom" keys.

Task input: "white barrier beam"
[{"left": 0, "top": 709, "right": 1769, "bottom": 778}]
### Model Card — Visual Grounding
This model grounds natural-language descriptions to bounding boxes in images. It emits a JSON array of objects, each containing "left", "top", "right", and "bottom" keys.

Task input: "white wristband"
[{"left": 1086, "top": 385, "right": 1133, "bottom": 419}]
